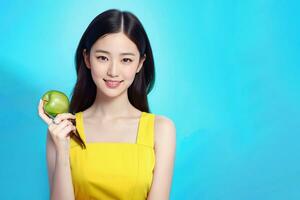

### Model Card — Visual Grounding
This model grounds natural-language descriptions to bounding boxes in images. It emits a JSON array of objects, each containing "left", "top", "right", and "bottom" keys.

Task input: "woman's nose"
[{"left": 107, "top": 61, "right": 119, "bottom": 77}]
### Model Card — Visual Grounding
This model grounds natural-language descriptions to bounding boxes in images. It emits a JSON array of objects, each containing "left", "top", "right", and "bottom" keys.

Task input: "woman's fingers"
[
  {"left": 50, "top": 120, "right": 76, "bottom": 141},
  {"left": 38, "top": 99, "right": 52, "bottom": 125},
  {"left": 38, "top": 98, "right": 76, "bottom": 150},
  {"left": 48, "top": 119, "right": 76, "bottom": 150},
  {"left": 60, "top": 123, "right": 76, "bottom": 138},
  {"left": 53, "top": 113, "right": 76, "bottom": 124},
  {"left": 51, "top": 120, "right": 72, "bottom": 135}
]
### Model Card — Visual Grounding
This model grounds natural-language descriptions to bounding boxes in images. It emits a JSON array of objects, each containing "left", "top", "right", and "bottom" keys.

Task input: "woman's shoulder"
[
  {"left": 147, "top": 112, "right": 174, "bottom": 125},
  {"left": 151, "top": 113, "right": 176, "bottom": 147},
  {"left": 143, "top": 111, "right": 175, "bottom": 126}
]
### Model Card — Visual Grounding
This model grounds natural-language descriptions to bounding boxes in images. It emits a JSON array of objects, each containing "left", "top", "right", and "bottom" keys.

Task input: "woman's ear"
[
  {"left": 83, "top": 49, "right": 91, "bottom": 69},
  {"left": 136, "top": 54, "right": 146, "bottom": 73}
]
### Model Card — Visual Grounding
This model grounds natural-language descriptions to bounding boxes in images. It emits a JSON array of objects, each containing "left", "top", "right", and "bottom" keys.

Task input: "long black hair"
[{"left": 68, "top": 9, "right": 155, "bottom": 148}]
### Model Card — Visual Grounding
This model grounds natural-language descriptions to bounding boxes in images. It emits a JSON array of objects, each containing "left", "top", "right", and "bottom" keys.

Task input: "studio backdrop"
[{"left": 0, "top": 0, "right": 299, "bottom": 199}]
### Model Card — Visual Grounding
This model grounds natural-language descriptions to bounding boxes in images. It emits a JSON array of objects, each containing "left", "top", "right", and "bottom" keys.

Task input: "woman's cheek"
[
  {"left": 123, "top": 65, "right": 139, "bottom": 80},
  {"left": 90, "top": 61, "right": 105, "bottom": 78},
  {"left": 89, "top": 68, "right": 99, "bottom": 81},
  {"left": 90, "top": 67, "right": 106, "bottom": 87}
]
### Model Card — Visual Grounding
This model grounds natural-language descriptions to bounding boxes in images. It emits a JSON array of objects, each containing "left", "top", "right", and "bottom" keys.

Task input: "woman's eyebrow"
[
  {"left": 95, "top": 49, "right": 135, "bottom": 56},
  {"left": 120, "top": 52, "right": 135, "bottom": 56}
]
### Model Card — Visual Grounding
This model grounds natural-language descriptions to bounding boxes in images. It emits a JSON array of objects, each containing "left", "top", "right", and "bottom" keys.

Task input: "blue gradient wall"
[{"left": 0, "top": 0, "right": 299, "bottom": 199}]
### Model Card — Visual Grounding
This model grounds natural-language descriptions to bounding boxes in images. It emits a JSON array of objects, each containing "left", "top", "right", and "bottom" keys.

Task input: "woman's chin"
[{"left": 97, "top": 83, "right": 127, "bottom": 98}]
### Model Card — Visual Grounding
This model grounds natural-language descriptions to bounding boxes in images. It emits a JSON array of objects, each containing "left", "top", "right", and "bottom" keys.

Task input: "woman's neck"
[{"left": 84, "top": 89, "right": 140, "bottom": 120}]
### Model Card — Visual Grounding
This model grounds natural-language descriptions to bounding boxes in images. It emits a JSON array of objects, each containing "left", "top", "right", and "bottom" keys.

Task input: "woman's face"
[{"left": 83, "top": 32, "right": 145, "bottom": 98}]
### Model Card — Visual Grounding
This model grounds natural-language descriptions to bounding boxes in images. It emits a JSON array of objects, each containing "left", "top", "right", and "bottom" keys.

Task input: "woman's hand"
[{"left": 38, "top": 99, "right": 76, "bottom": 152}]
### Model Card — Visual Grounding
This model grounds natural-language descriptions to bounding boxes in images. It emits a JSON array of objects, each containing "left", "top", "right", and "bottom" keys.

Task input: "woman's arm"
[
  {"left": 147, "top": 115, "right": 176, "bottom": 200},
  {"left": 46, "top": 129, "right": 75, "bottom": 200}
]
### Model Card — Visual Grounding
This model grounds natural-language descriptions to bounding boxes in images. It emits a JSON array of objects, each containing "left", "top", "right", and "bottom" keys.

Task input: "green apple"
[{"left": 42, "top": 90, "right": 70, "bottom": 118}]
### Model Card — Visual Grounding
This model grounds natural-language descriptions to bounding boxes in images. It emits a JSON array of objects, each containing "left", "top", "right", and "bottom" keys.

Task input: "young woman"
[{"left": 38, "top": 9, "right": 176, "bottom": 200}]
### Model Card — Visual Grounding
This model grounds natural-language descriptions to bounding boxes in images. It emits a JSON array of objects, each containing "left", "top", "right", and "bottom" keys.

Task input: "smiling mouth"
[
  {"left": 103, "top": 79, "right": 123, "bottom": 88},
  {"left": 103, "top": 79, "right": 124, "bottom": 82}
]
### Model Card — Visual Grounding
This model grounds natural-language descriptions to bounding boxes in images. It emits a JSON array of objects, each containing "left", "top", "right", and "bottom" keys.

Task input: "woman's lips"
[{"left": 103, "top": 79, "right": 123, "bottom": 88}]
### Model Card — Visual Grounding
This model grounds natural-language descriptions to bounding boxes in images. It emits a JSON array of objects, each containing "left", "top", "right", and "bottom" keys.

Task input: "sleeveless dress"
[{"left": 69, "top": 111, "right": 156, "bottom": 200}]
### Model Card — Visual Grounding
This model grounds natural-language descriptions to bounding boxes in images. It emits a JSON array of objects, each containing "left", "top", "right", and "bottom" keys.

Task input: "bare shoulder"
[{"left": 153, "top": 114, "right": 176, "bottom": 149}]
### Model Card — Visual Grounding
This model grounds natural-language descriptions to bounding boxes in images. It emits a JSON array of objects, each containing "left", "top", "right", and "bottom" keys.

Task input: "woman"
[{"left": 38, "top": 9, "right": 176, "bottom": 200}]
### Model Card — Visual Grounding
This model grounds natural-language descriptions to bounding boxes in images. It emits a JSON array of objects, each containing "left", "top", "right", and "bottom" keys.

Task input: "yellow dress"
[{"left": 69, "top": 111, "right": 156, "bottom": 200}]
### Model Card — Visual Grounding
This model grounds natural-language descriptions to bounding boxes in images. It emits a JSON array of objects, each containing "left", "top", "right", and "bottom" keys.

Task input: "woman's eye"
[
  {"left": 97, "top": 56, "right": 108, "bottom": 61},
  {"left": 122, "top": 58, "right": 133, "bottom": 63}
]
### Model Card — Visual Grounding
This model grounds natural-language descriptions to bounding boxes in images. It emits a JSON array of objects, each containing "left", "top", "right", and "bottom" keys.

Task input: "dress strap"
[{"left": 137, "top": 112, "right": 155, "bottom": 148}]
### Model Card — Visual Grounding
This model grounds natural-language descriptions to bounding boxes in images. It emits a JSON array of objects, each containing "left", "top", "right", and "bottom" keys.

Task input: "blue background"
[{"left": 0, "top": 0, "right": 299, "bottom": 199}]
